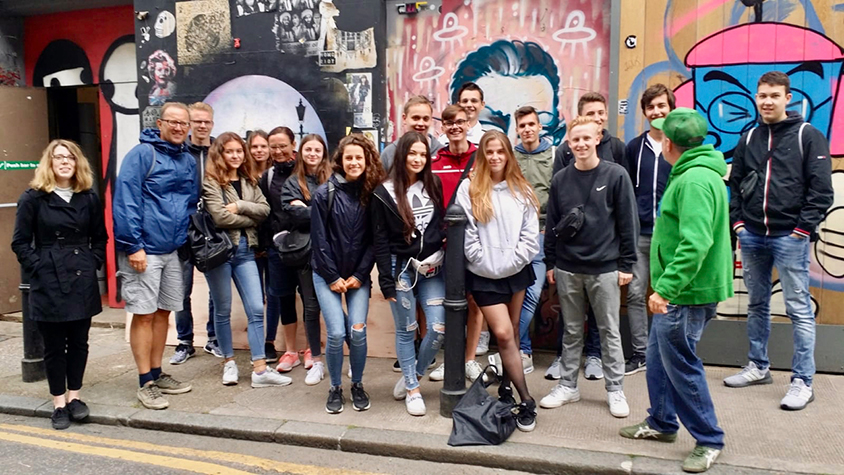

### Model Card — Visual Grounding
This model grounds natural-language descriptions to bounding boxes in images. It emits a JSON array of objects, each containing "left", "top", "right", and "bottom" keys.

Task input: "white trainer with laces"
[
  {"left": 222, "top": 360, "right": 238, "bottom": 386},
  {"left": 539, "top": 384, "right": 581, "bottom": 408},
  {"left": 723, "top": 361, "right": 773, "bottom": 388},
  {"left": 475, "top": 331, "right": 490, "bottom": 356},
  {"left": 545, "top": 356, "right": 563, "bottom": 380},
  {"left": 305, "top": 361, "right": 325, "bottom": 386},
  {"left": 607, "top": 390, "right": 630, "bottom": 418},
  {"left": 780, "top": 379, "right": 814, "bottom": 410},
  {"left": 429, "top": 363, "right": 444, "bottom": 381},
  {"left": 251, "top": 368, "right": 292, "bottom": 388},
  {"left": 405, "top": 392, "right": 426, "bottom": 416}
]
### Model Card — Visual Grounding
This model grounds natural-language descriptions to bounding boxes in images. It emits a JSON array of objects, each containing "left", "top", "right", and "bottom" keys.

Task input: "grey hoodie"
[{"left": 455, "top": 179, "right": 540, "bottom": 279}]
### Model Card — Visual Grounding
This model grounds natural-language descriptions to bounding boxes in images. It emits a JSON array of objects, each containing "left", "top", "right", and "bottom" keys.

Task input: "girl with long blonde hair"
[{"left": 455, "top": 130, "right": 540, "bottom": 432}]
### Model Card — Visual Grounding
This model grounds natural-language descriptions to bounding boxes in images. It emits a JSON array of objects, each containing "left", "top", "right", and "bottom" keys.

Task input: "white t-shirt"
[
  {"left": 646, "top": 132, "right": 663, "bottom": 157},
  {"left": 383, "top": 180, "right": 434, "bottom": 237},
  {"left": 55, "top": 186, "right": 73, "bottom": 203}
]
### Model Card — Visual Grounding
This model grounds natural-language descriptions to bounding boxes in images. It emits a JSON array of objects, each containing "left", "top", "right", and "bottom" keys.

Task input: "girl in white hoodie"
[{"left": 455, "top": 130, "right": 540, "bottom": 432}]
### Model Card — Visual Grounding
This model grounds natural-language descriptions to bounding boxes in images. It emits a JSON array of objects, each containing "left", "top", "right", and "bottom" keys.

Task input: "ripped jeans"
[
  {"left": 389, "top": 256, "right": 445, "bottom": 391},
  {"left": 313, "top": 272, "right": 371, "bottom": 388}
]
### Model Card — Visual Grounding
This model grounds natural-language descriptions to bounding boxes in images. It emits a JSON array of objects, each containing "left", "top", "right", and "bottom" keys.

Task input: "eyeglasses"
[
  {"left": 190, "top": 120, "right": 213, "bottom": 126},
  {"left": 443, "top": 119, "right": 468, "bottom": 128},
  {"left": 160, "top": 119, "right": 189, "bottom": 129},
  {"left": 270, "top": 145, "right": 290, "bottom": 150},
  {"left": 51, "top": 155, "right": 76, "bottom": 162}
]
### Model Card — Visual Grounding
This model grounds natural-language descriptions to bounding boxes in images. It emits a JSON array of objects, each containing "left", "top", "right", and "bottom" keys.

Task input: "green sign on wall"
[{"left": 0, "top": 161, "right": 38, "bottom": 170}]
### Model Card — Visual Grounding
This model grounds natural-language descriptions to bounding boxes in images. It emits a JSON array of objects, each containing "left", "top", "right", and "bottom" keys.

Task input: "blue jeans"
[
  {"left": 205, "top": 236, "right": 266, "bottom": 361},
  {"left": 388, "top": 256, "right": 445, "bottom": 391},
  {"left": 313, "top": 272, "right": 371, "bottom": 387},
  {"left": 266, "top": 247, "right": 298, "bottom": 342},
  {"left": 739, "top": 230, "right": 815, "bottom": 385},
  {"left": 174, "top": 258, "right": 216, "bottom": 344},
  {"left": 646, "top": 303, "right": 724, "bottom": 449},
  {"left": 519, "top": 233, "right": 545, "bottom": 355}
]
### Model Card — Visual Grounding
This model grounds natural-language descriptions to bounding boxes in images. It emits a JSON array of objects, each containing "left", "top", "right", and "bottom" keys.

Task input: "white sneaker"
[
  {"left": 347, "top": 366, "right": 352, "bottom": 379},
  {"left": 405, "top": 392, "right": 426, "bottom": 416},
  {"left": 723, "top": 361, "right": 773, "bottom": 388},
  {"left": 393, "top": 376, "right": 407, "bottom": 400},
  {"left": 222, "top": 360, "right": 238, "bottom": 386},
  {"left": 584, "top": 356, "right": 604, "bottom": 380},
  {"left": 521, "top": 351, "right": 534, "bottom": 374},
  {"left": 780, "top": 379, "right": 814, "bottom": 410},
  {"left": 540, "top": 384, "right": 581, "bottom": 409},
  {"left": 545, "top": 356, "right": 563, "bottom": 380},
  {"left": 475, "top": 331, "right": 490, "bottom": 355},
  {"left": 429, "top": 363, "right": 445, "bottom": 381},
  {"left": 465, "top": 360, "right": 485, "bottom": 382},
  {"left": 305, "top": 361, "right": 325, "bottom": 386},
  {"left": 487, "top": 353, "right": 502, "bottom": 376},
  {"left": 251, "top": 367, "right": 292, "bottom": 388},
  {"left": 608, "top": 390, "right": 630, "bottom": 418}
]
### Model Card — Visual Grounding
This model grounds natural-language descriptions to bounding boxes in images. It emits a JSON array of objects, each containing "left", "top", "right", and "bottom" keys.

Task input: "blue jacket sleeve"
[
  {"left": 113, "top": 145, "right": 149, "bottom": 254},
  {"left": 310, "top": 189, "right": 341, "bottom": 285}
]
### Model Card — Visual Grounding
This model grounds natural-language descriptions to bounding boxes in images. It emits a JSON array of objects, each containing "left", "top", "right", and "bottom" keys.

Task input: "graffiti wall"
[
  {"left": 0, "top": 17, "right": 25, "bottom": 86},
  {"left": 617, "top": 0, "right": 844, "bottom": 325},
  {"left": 24, "top": 5, "right": 139, "bottom": 308},
  {"left": 385, "top": 0, "right": 611, "bottom": 144},
  {"left": 133, "top": 0, "right": 386, "bottom": 147}
]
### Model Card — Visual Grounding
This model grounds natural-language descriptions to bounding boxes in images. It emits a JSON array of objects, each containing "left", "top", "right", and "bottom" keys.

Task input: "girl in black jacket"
[
  {"left": 310, "top": 134, "right": 384, "bottom": 414},
  {"left": 11, "top": 140, "right": 108, "bottom": 430},
  {"left": 371, "top": 132, "right": 446, "bottom": 416},
  {"left": 280, "top": 134, "right": 332, "bottom": 385}
]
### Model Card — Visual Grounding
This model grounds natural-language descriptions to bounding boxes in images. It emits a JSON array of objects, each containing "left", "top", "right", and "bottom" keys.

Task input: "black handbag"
[
  {"left": 447, "top": 365, "right": 517, "bottom": 446},
  {"left": 554, "top": 166, "right": 602, "bottom": 242},
  {"left": 188, "top": 188, "right": 235, "bottom": 273},
  {"left": 274, "top": 229, "right": 311, "bottom": 267}
]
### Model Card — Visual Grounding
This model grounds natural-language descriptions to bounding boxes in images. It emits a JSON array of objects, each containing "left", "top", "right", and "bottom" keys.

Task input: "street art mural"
[
  {"left": 617, "top": 0, "right": 844, "bottom": 325},
  {"left": 0, "top": 18, "right": 25, "bottom": 86},
  {"left": 25, "top": 5, "right": 139, "bottom": 307},
  {"left": 386, "top": 0, "right": 611, "bottom": 144}
]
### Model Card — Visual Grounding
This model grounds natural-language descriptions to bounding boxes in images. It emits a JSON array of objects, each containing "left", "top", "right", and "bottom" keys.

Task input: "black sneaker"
[
  {"left": 325, "top": 386, "right": 345, "bottom": 414},
  {"left": 351, "top": 382, "right": 371, "bottom": 411},
  {"left": 515, "top": 400, "right": 537, "bottom": 432},
  {"left": 66, "top": 399, "right": 89, "bottom": 421},
  {"left": 51, "top": 406, "right": 71, "bottom": 430},
  {"left": 624, "top": 354, "right": 646, "bottom": 375},
  {"left": 498, "top": 385, "right": 516, "bottom": 405},
  {"left": 392, "top": 360, "right": 401, "bottom": 372},
  {"left": 265, "top": 342, "right": 279, "bottom": 364}
]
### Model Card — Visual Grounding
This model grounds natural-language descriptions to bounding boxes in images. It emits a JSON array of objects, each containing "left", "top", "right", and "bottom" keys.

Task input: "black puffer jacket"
[
  {"left": 310, "top": 173, "right": 375, "bottom": 285},
  {"left": 371, "top": 181, "right": 446, "bottom": 299},
  {"left": 729, "top": 112, "right": 833, "bottom": 238}
]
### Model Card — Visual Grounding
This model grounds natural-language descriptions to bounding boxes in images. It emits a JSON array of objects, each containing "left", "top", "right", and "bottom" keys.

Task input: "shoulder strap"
[
  {"left": 447, "top": 151, "right": 477, "bottom": 208},
  {"left": 746, "top": 127, "right": 756, "bottom": 147},
  {"left": 267, "top": 167, "right": 275, "bottom": 191},
  {"left": 145, "top": 144, "right": 156, "bottom": 180},
  {"left": 798, "top": 123, "right": 809, "bottom": 160},
  {"left": 327, "top": 181, "right": 335, "bottom": 212}
]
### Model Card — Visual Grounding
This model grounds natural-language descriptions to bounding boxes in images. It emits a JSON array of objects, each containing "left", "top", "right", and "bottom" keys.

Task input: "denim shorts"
[{"left": 118, "top": 251, "right": 183, "bottom": 315}]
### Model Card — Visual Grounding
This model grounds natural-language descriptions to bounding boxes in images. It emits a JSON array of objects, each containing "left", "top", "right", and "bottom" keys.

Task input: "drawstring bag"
[{"left": 447, "top": 365, "right": 517, "bottom": 446}]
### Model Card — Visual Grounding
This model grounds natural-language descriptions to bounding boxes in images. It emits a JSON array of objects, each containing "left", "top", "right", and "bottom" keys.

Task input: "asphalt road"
[{"left": 0, "top": 413, "right": 531, "bottom": 475}]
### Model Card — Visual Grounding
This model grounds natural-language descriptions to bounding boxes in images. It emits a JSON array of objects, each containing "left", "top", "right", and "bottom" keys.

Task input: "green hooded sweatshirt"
[{"left": 651, "top": 144, "right": 734, "bottom": 305}]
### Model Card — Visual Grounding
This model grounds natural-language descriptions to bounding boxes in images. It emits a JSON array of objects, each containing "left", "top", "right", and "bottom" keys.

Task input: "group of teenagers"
[{"left": 12, "top": 70, "right": 832, "bottom": 473}]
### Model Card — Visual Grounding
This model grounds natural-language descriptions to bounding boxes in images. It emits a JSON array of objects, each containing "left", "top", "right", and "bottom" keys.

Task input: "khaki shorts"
[{"left": 118, "top": 251, "right": 183, "bottom": 315}]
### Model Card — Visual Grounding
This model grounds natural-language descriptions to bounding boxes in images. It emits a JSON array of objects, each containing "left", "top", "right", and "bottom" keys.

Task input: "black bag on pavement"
[
  {"left": 447, "top": 365, "right": 516, "bottom": 446},
  {"left": 188, "top": 189, "right": 235, "bottom": 273}
]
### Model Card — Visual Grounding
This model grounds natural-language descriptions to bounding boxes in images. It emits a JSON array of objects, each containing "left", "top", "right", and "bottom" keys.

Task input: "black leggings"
[
  {"left": 295, "top": 265, "right": 323, "bottom": 357},
  {"left": 36, "top": 318, "right": 92, "bottom": 397}
]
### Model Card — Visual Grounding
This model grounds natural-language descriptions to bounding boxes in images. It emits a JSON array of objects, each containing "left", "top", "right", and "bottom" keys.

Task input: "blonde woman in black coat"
[{"left": 11, "top": 139, "right": 108, "bottom": 430}]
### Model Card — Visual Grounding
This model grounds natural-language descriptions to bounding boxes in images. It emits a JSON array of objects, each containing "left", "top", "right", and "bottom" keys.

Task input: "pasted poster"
[
  {"left": 146, "top": 50, "right": 177, "bottom": 106},
  {"left": 347, "top": 72, "right": 372, "bottom": 127},
  {"left": 272, "top": 0, "right": 323, "bottom": 55},
  {"left": 176, "top": 0, "right": 232, "bottom": 65},
  {"left": 319, "top": 0, "right": 376, "bottom": 72},
  {"left": 234, "top": 0, "right": 278, "bottom": 17}
]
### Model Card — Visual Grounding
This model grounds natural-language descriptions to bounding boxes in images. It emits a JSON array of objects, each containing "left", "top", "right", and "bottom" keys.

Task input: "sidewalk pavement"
[{"left": 0, "top": 320, "right": 842, "bottom": 475}]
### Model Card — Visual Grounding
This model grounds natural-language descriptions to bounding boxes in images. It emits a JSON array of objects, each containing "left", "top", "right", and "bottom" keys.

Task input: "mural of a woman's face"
[{"left": 153, "top": 61, "right": 169, "bottom": 86}]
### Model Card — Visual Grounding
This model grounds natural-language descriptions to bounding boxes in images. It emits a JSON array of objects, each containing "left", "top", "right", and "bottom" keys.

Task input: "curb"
[
  {"left": 0, "top": 314, "right": 126, "bottom": 330},
  {"left": 0, "top": 395, "right": 779, "bottom": 475}
]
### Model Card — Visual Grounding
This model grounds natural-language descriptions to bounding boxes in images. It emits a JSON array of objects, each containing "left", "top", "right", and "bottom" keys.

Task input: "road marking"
[
  {"left": 0, "top": 423, "right": 373, "bottom": 475},
  {"left": 0, "top": 430, "right": 252, "bottom": 474}
]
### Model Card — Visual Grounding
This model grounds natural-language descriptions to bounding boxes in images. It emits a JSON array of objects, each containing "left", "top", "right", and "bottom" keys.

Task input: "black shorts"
[{"left": 467, "top": 265, "right": 536, "bottom": 307}]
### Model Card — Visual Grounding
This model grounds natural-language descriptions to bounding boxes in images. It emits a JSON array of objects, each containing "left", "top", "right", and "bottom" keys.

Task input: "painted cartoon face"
[
  {"left": 691, "top": 62, "right": 839, "bottom": 160},
  {"left": 476, "top": 74, "right": 556, "bottom": 139},
  {"left": 153, "top": 61, "right": 169, "bottom": 85}
]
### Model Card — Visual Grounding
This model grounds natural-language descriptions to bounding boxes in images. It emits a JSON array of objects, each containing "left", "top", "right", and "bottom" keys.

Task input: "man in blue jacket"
[
  {"left": 114, "top": 102, "right": 199, "bottom": 410},
  {"left": 622, "top": 84, "right": 674, "bottom": 375}
]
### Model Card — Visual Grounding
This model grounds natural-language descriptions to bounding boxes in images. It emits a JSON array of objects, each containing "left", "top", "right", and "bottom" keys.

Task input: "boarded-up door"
[{"left": 0, "top": 87, "right": 49, "bottom": 314}]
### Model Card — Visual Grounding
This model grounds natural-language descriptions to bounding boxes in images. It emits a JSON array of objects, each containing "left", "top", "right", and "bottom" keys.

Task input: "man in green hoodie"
[{"left": 619, "top": 108, "right": 732, "bottom": 474}]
